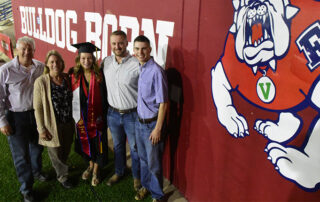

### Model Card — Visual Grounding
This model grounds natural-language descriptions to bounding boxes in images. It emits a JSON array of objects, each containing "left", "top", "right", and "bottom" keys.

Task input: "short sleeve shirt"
[{"left": 137, "top": 58, "right": 168, "bottom": 119}]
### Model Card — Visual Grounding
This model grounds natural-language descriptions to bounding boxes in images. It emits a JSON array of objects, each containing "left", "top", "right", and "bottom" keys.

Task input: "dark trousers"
[
  {"left": 47, "top": 121, "right": 74, "bottom": 183},
  {"left": 6, "top": 110, "right": 43, "bottom": 194}
]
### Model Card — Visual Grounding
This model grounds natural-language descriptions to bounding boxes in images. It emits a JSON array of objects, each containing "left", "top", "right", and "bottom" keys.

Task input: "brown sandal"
[
  {"left": 91, "top": 173, "right": 100, "bottom": 186},
  {"left": 81, "top": 167, "right": 93, "bottom": 180}
]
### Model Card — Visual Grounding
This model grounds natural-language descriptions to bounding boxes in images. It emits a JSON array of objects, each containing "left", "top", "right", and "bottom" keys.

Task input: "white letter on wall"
[
  {"left": 26, "top": 7, "right": 33, "bottom": 36},
  {"left": 45, "top": 8, "right": 55, "bottom": 45},
  {"left": 85, "top": 12, "right": 102, "bottom": 60},
  {"left": 119, "top": 16, "right": 139, "bottom": 54},
  {"left": 19, "top": 6, "right": 27, "bottom": 34},
  {"left": 141, "top": 19, "right": 157, "bottom": 59},
  {"left": 101, "top": 14, "right": 117, "bottom": 58},
  {"left": 141, "top": 19, "right": 174, "bottom": 68},
  {"left": 66, "top": 10, "right": 77, "bottom": 52},
  {"left": 55, "top": 9, "right": 65, "bottom": 48},
  {"left": 155, "top": 20, "right": 174, "bottom": 67},
  {"left": 38, "top": 8, "right": 47, "bottom": 41},
  {"left": 31, "top": 7, "right": 39, "bottom": 39}
]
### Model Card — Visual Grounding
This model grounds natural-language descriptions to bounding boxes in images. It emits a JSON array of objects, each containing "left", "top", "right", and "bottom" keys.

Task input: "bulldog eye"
[
  {"left": 247, "top": 8, "right": 257, "bottom": 19},
  {"left": 257, "top": 5, "right": 267, "bottom": 15}
]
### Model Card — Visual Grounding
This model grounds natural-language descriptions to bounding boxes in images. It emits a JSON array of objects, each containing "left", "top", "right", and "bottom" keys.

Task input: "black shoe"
[
  {"left": 23, "top": 192, "right": 35, "bottom": 202},
  {"left": 34, "top": 173, "right": 49, "bottom": 182},
  {"left": 61, "top": 180, "right": 73, "bottom": 189}
]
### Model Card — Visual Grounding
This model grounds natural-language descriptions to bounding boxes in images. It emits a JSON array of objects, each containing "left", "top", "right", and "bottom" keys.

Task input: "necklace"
[{"left": 256, "top": 70, "right": 276, "bottom": 103}]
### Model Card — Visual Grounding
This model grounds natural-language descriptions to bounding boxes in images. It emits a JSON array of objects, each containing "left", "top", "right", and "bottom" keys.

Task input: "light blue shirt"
[{"left": 137, "top": 58, "right": 168, "bottom": 119}]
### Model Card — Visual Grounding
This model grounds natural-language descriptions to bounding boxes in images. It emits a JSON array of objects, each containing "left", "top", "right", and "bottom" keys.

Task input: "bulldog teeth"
[
  {"left": 286, "top": 5, "right": 299, "bottom": 20},
  {"left": 232, "top": 0, "right": 240, "bottom": 10},
  {"left": 249, "top": 35, "right": 252, "bottom": 44},
  {"left": 252, "top": 66, "right": 258, "bottom": 74},
  {"left": 248, "top": 19, "right": 252, "bottom": 26},
  {"left": 264, "top": 30, "right": 268, "bottom": 39},
  {"left": 269, "top": 59, "right": 277, "bottom": 71},
  {"left": 263, "top": 15, "right": 266, "bottom": 23},
  {"left": 254, "top": 41, "right": 258, "bottom": 47}
]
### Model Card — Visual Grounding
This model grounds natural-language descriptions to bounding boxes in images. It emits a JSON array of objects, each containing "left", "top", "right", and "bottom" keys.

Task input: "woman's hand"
[{"left": 40, "top": 129, "right": 53, "bottom": 141}]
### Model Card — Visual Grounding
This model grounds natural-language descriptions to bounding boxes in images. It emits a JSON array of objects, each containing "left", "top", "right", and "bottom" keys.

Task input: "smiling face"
[
  {"left": 234, "top": 0, "right": 295, "bottom": 72},
  {"left": 17, "top": 41, "right": 34, "bottom": 66},
  {"left": 47, "top": 55, "right": 63, "bottom": 76},
  {"left": 80, "top": 53, "right": 93, "bottom": 70},
  {"left": 133, "top": 41, "right": 152, "bottom": 65},
  {"left": 110, "top": 35, "right": 128, "bottom": 58}
]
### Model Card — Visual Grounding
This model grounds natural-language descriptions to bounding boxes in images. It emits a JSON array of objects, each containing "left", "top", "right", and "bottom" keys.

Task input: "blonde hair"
[
  {"left": 72, "top": 53, "right": 101, "bottom": 83},
  {"left": 43, "top": 50, "right": 65, "bottom": 74}
]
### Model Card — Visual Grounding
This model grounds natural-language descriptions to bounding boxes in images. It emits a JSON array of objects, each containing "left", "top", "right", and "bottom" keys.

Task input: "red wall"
[{"left": 12, "top": 0, "right": 320, "bottom": 201}]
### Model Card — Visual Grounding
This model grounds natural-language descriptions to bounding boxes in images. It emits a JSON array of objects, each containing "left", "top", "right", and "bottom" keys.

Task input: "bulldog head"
[{"left": 230, "top": 0, "right": 299, "bottom": 74}]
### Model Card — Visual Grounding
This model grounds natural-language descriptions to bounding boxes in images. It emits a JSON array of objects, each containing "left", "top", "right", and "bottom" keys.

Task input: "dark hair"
[
  {"left": 110, "top": 30, "right": 127, "bottom": 40},
  {"left": 134, "top": 35, "right": 150, "bottom": 46}
]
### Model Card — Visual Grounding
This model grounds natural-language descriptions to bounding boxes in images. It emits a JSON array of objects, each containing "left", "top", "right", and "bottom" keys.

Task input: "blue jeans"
[
  {"left": 107, "top": 109, "right": 140, "bottom": 179},
  {"left": 7, "top": 111, "right": 43, "bottom": 195},
  {"left": 135, "top": 119, "right": 164, "bottom": 199}
]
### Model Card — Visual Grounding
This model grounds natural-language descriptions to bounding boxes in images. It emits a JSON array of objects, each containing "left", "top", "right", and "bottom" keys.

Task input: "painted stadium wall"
[{"left": 11, "top": 0, "right": 320, "bottom": 201}]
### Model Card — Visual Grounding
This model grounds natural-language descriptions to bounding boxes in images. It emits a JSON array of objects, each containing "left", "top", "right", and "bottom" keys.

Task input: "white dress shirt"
[
  {"left": 0, "top": 57, "right": 44, "bottom": 127},
  {"left": 102, "top": 54, "right": 139, "bottom": 110}
]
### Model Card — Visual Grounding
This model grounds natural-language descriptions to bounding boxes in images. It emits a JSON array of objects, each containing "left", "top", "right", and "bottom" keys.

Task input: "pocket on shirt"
[
  {"left": 121, "top": 70, "right": 139, "bottom": 86},
  {"left": 140, "top": 80, "right": 153, "bottom": 98}
]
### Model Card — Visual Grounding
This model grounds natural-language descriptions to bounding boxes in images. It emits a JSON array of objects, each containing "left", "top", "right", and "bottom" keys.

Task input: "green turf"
[{"left": 0, "top": 134, "right": 151, "bottom": 202}]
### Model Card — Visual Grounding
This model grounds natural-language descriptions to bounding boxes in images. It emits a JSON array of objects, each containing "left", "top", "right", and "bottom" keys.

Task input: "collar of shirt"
[
  {"left": 112, "top": 51, "right": 131, "bottom": 65},
  {"left": 13, "top": 57, "right": 36, "bottom": 73},
  {"left": 139, "top": 57, "right": 154, "bottom": 71}
]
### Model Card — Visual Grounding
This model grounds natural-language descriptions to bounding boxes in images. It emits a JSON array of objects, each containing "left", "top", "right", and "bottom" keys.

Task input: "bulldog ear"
[
  {"left": 230, "top": 8, "right": 239, "bottom": 33},
  {"left": 230, "top": 0, "right": 245, "bottom": 33},
  {"left": 286, "top": 5, "right": 299, "bottom": 20},
  {"left": 232, "top": 0, "right": 240, "bottom": 10},
  {"left": 232, "top": 0, "right": 246, "bottom": 10}
]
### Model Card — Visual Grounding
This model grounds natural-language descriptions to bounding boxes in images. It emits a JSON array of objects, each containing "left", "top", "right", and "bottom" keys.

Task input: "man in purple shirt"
[
  {"left": 133, "top": 35, "right": 168, "bottom": 202},
  {"left": 0, "top": 36, "right": 46, "bottom": 202}
]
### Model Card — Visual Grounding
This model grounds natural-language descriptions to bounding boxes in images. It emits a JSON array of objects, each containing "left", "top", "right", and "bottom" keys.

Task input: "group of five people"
[{"left": 0, "top": 30, "right": 168, "bottom": 202}]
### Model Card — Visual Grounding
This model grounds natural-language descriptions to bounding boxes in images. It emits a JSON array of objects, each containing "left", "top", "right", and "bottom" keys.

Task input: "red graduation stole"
[{"left": 72, "top": 72, "right": 103, "bottom": 157}]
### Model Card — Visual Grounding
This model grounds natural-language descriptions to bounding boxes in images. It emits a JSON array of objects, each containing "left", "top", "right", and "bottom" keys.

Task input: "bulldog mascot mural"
[{"left": 211, "top": 0, "right": 320, "bottom": 190}]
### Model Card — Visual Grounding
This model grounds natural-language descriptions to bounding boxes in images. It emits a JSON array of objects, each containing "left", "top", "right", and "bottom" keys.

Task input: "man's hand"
[
  {"left": 40, "top": 130, "right": 53, "bottom": 141},
  {"left": 149, "top": 128, "right": 161, "bottom": 145},
  {"left": 0, "top": 124, "right": 12, "bottom": 136}
]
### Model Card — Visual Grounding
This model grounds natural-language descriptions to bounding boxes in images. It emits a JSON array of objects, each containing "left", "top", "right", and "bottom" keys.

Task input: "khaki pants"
[{"left": 47, "top": 121, "right": 74, "bottom": 183}]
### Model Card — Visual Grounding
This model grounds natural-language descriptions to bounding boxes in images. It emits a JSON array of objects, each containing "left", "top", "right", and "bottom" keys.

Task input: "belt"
[
  {"left": 109, "top": 106, "right": 136, "bottom": 114},
  {"left": 9, "top": 109, "right": 34, "bottom": 114},
  {"left": 138, "top": 116, "right": 157, "bottom": 124}
]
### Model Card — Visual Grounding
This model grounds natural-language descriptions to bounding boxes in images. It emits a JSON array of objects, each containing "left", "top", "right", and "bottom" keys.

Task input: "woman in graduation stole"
[{"left": 70, "top": 42, "right": 108, "bottom": 186}]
